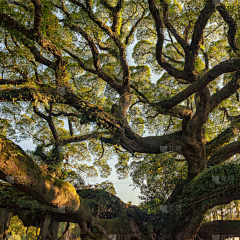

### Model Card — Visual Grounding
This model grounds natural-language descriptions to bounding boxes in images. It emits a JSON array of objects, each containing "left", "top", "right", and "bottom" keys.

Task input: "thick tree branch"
[
  {"left": 0, "top": 79, "right": 28, "bottom": 85},
  {"left": 208, "top": 141, "right": 240, "bottom": 166},
  {"left": 206, "top": 126, "right": 239, "bottom": 157},
  {"left": 157, "top": 162, "right": 240, "bottom": 239},
  {"left": 152, "top": 58, "right": 240, "bottom": 113},
  {"left": 210, "top": 71, "right": 240, "bottom": 112},
  {"left": 0, "top": 140, "right": 107, "bottom": 238},
  {"left": 0, "top": 136, "right": 80, "bottom": 211}
]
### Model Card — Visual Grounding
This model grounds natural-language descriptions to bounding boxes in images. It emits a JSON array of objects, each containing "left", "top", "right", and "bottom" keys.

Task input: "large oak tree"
[{"left": 1, "top": 0, "right": 240, "bottom": 239}]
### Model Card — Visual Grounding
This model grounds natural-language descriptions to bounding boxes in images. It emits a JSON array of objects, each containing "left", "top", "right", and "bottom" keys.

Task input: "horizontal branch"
[
  {"left": 60, "top": 132, "right": 102, "bottom": 146},
  {"left": 0, "top": 79, "right": 28, "bottom": 85},
  {"left": 210, "top": 71, "right": 240, "bottom": 112},
  {"left": 207, "top": 141, "right": 240, "bottom": 166},
  {"left": 206, "top": 126, "right": 239, "bottom": 157}
]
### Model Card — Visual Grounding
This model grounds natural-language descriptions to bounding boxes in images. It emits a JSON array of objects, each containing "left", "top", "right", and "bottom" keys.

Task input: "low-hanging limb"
[
  {"left": 0, "top": 137, "right": 108, "bottom": 239},
  {"left": 0, "top": 182, "right": 150, "bottom": 239}
]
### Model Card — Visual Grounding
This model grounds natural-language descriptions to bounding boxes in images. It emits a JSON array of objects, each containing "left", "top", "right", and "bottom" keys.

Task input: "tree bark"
[
  {"left": 2, "top": 136, "right": 240, "bottom": 239},
  {"left": 40, "top": 214, "right": 59, "bottom": 240},
  {"left": 0, "top": 208, "right": 12, "bottom": 240},
  {"left": 198, "top": 220, "right": 240, "bottom": 239}
]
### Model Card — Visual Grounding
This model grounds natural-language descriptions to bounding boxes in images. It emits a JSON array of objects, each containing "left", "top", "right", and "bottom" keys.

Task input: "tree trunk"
[
  {"left": 40, "top": 214, "right": 59, "bottom": 240},
  {"left": 0, "top": 208, "right": 12, "bottom": 240}
]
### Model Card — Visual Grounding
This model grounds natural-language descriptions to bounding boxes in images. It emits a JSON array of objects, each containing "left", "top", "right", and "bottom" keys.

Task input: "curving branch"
[
  {"left": 0, "top": 138, "right": 107, "bottom": 238},
  {"left": 185, "top": 0, "right": 216, "bottom": 73},
  {"left": 160, "top": 0, "right": 189, "bottom": 52},
  {"left": 152, "top": 58, "right": 240, "bottom": 113},
  {"left": 147, "top": 0, "right": 196, "bottom": 82},
  {"left": 125, "top": 7, "right": 146, "bottom": 45},
  {"left": 217, "top": 3, "right": 240, "bottom": 55},
  {"left": 0, "top": 136, "right": 80, "bottom": 212},
  {"left": 155, "top": 162, "right": 240, "bottom": 239}
]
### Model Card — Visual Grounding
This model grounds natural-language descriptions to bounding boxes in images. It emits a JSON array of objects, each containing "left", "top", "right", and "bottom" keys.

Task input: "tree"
[{"left": 1, "top": 0, "right": 240, "bottom": 239}]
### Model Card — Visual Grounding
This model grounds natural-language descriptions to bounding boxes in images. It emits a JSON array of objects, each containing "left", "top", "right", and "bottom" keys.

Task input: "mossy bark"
[{"left": 2, "top": 137, "right": 240, "bottom": 239}]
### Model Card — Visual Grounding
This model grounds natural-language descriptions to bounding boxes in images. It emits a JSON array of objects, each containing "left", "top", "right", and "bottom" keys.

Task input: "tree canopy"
[{"left": 1, "top": 0, "right": 240, "bottom": 239}]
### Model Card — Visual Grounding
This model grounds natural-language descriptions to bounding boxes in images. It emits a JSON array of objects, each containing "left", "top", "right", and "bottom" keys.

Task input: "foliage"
[{"left": 1, "top": 0, "right": 240, "bottom": 237}]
